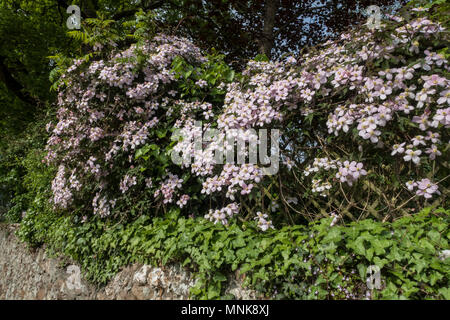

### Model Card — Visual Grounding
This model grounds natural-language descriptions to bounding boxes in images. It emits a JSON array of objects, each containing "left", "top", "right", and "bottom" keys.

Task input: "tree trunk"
[
  {"left": 0, "top": 56, "right": 36, "bottom": 106},
  {"left": 259, "top": 0, "right": 278, "bottom": 59}
]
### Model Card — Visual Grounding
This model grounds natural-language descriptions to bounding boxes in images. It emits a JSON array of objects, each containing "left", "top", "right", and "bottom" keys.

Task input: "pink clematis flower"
[
  {"left": 391, "top": 142, "right": 406, "bottom": 155},
  {"left": 403, "top": 149, "right": 422, "bottom": 164}
]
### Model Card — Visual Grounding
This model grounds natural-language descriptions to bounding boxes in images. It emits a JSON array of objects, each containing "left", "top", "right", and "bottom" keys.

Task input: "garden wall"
[{"left": 0, "top": 223, "right": 258, "bottom": 300}]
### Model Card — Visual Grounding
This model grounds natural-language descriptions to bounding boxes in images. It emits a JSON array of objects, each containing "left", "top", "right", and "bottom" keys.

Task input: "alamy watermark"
[
  {"left": 366, "top": 265, "right": 382, "bottom": 290},
  {"left": 366, "top": 5, "right": 382, "bottom": 30},
  {"left": 170, "top": 121, "right": 280, "bottom": 175},
  {"left": 66, "top": 5, "right": 81, "bottom": 30},
  {"left": 65, "top": 265, "right": 84, "bottom": 291}
]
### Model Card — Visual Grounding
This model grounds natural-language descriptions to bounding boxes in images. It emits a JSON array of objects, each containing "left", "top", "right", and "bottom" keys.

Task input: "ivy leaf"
[
  {"left": 135, "top": 144, "right": 151, "bottom": 159},
  {"left": 225, "top": 69, "right": 235, "bottom": 82},
  {"left": 156, "top": 129, "right": 167, "bottom": 138},
  {"left": 439, "top": 287, "right": 450, "bottom": 299},
  {"left": 233, "top": 237, "right": 246, "bottom": 248}
]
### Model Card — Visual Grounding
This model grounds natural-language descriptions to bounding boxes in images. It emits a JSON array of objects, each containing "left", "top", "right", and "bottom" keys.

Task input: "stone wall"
[{"left": 0, "top": 223, "right": 259, "bottom": 300}]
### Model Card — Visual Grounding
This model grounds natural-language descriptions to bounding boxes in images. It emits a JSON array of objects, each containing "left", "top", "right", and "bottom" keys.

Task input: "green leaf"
[
  {"left": 233, "top": 237, "right": 246, "bottom": 248},
  {"left": 135, "top": 145, "right": 151, "bottom": 159},
  {"left": 213, "top": 272, "right": 227, "bottom": 282},
  {"left": 156, "top": 130, "right": 167, "bottom": 138},
  {"left": 418, "top": 239, "right": 436, "bottom": 254},
  {"left": 225, "top": 69, "right": 235, "bottom": 82},
  {"left": 439, "top": 287, "right": 450, "bottom": 299}
]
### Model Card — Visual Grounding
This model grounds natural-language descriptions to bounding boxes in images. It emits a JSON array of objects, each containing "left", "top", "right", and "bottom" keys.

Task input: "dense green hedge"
[
  {"left": 18, "top": 206, "right": 449, "bottom": 300},
  {"left": 0, "top": 112, "right": 54, "bottom": 222}
]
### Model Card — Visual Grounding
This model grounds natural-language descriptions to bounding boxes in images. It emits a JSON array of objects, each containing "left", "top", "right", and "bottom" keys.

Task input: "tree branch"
[{"left": 112, "top": 0, "right": 166, "bottom": 20}]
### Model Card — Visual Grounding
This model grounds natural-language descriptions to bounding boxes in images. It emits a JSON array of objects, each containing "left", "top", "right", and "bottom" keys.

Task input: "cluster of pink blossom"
[
  {"left": 201, "top": 164, "right": 262, "bottom": 201},
  {"left": 45, "top": 35, "right": 208, "bottom": 218},
  {"left": 406, "top": 178, "right": 440, "bottom": 199},
  {"left": 171, "top": 100, "right": 269, "bottom": 212},
  {"left": 126, "top": 81, "right": 159, "bottom": 100},
  {"left": 171, "top": 120, "right": 219, "bottom": 176},
  {"left": 335, "top": 161, "right": 368, "bottom": 186},
  {"left": 120, "top": 118, "right": 159, "bottom": 152},
  {"left": 97, "top": 62, "right": 135, "bottom": 88},
  {"left": 119, "top": 175, "right": 137, "bottom": 194},
  {"left": 311, "top": 179, "right": 332, "bottom": 197},
  {"left": 254, "top": 212, "right": 274, "bottom": 231},
  {"left": 204, "top": 203, "right": 240, "bottom": 225},
  {"left": 390, "top": 130, "right": 444, "bottom": 164},
  {"left": 279, "top": 13, "right": 449, "bottom": 204},
  {"left": 169, "top": 100, "right": 228, "bottom": 182},
  {"left": 195, "top": 79, "right": 207, "bottom": 88},
  {"left": 154, "top": 173, "right": 183, "bottom": 204},
  {"left": 85, "top": 156, "right": 101, "bottom": 176},
  {"left": 396, "top": 16, "right": 444, "bottom": 38},
  {"left": 66, "top": 58, "right": 83, "bottom": 73},
  {"left": 51, "top": 165, "right": 72, "bottom": 209},
  {"left": 176, "top": 194, "right": 190, "bottom": 208},
  {"left": 217, "top": 60, "right": 296, "bottom": 131},
  {"left": 89, "top": 127, "right": 104, "bottom": 142},
  {"left": 171, "top": 77, "right": 278, "bottom": 220},
  {"left": 105, "top": 144, "right": 121, "bottom": 162},
  {"left": 68, "top": 170, "right": 82, "bottom": 191},
  {"left": 174, "top": 101, "right": 214, "bottom": 123},
  {"left": 304, "top": 158, "right": 340, "bottom": 176},
  {"left": 304, "top": 158, "right": 367, "bottom": 196},
  {"left": 92, "top": 193, "right": 116, "bottom": 217},
  {"left": 192, "top": 13, "right": 447, "bottom": 218}
]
